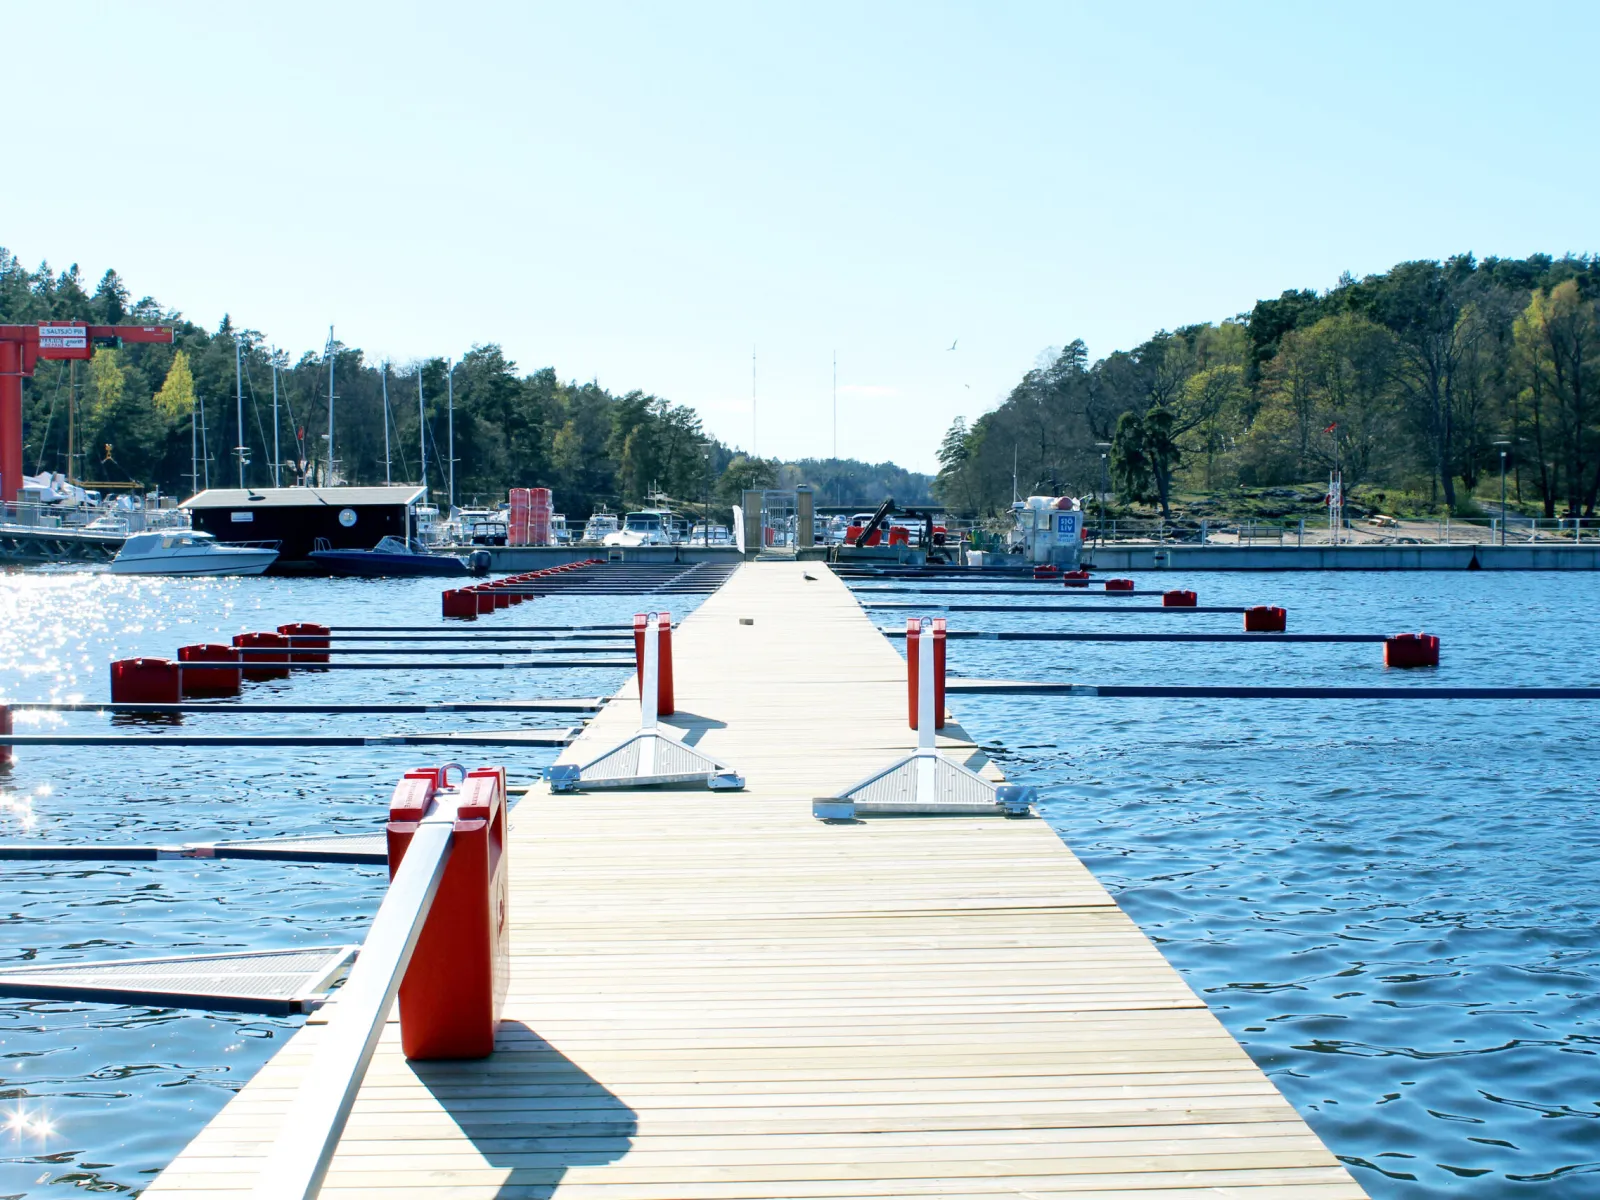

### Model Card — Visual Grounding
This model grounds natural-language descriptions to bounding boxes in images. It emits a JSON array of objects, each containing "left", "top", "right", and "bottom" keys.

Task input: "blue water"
[
  {"left": 2, "top": 568, "right": 1598, "bottom": 1197},
  {"left": 0, "top": 571, "right": 653, "bottom": 1196},
  {"left": 869, "top": 572, "right": 1600, "bottom": 1198}
]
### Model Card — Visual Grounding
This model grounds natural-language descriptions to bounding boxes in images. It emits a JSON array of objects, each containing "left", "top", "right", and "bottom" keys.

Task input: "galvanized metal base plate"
[
  {"left": 818, "top": 752, "right": 1036, "bottom": 819},
  {"left": 548, "top": 731, "right": 744, "bottom": 792}
]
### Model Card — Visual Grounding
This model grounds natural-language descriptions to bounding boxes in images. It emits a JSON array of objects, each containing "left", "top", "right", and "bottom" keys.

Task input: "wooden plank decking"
[{"left": 146, "top": 561, "right": 1366, "bottom": 1198}]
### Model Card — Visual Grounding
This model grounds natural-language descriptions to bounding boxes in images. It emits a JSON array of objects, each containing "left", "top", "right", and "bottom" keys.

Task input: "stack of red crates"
[
  {"left": 508, "top": 489, "right": 531, "bottom": 546},
  {"left": 528, "top": 488, "right": 552, "bottom": 546}
]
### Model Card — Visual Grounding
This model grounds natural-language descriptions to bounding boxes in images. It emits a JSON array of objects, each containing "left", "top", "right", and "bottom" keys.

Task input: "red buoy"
[
  {"left": 1162, "top": 589, "right": 1197, "bottom": 607},
  {"left": 473, "top": 587, "right": 496, "bottom": 616},
  {"left": 177, "top": 644, "right": 242, "bottom": 697},
  {"left": 110, "top": 657, "right": 182, "bottom": 704},
  {"left": 1061, "top": 569, "right": 1090, "bottom": 588},
  {"left": 232, "top": 632, "right": 291, "bottom": 680},
  {"left": 1243, "top": 606, "right": 1287, "bottom": 632},
  {"left": 277, "top": 622, "right": 331, "bottom": 664},
  {"left": 442, "top": 588, "right": 478, "bottom": 620},
  {"left": 1032, "top": 564, "right": 1060, "bottom": 580},
  {"left": 1105, "top": 578, "right": 1134, "bottom": 592},
  {"left": 1385, "top": 633, "right": 1440, "bottom": 668}
]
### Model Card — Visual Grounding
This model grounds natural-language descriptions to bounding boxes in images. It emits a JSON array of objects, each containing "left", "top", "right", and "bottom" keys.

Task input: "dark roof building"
[{"left": 181, "top": 486, "right": 429, "bottom": 573}]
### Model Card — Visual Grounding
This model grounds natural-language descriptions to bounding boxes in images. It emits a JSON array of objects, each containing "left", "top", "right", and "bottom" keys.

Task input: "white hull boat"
[{"left": 110, "top": 531, "right": 279, "bottom": 577}]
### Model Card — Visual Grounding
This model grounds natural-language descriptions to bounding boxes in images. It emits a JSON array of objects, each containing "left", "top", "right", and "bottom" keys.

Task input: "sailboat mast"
[
  {"left": 234, "top": 334, "right": 246, "bottom": 487},
  {"left": 325, "top": 325, "right": 335, "bottom": 486},
  {"left": 191, "top": 389, "right": 199, "bottom": 497},
  {"left": 446, "top": 360, "right": 455, "bottom": 513},
  {"left": 271, "top": 350, "right": 280, "bottom": 488},
  {"left": 417, "top": 367, "right": 427, "bottom": 496},
  {"left": 381, "top": 363, "right": 392, "bottom": 486}
]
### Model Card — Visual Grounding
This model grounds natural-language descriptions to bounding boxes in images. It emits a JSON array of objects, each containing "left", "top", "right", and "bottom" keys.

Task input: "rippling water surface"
[
  {"left": 0, "top": 569, "right": 653, "bottom": 1195},
  {"left": 2, "top": 566, "right": 1598, "bottom": 1197},
  {"left": 871, "top": 571, "right": 1600, "bottom": 1199}
]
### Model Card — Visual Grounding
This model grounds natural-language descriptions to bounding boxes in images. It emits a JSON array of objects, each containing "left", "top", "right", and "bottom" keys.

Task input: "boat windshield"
[
  {"left": 624, "top": 513, "right": 663, "bottom": 532},
  {"left": 372, "top": 536, "right": 427, "bottom": 554}
]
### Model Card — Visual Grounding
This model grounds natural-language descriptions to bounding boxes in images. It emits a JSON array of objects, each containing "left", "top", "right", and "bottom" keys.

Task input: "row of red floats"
[
  {"left": 441, "top": 559, "right": 604, "bottom": 620},
  {"left": 109, "top": 623, "right": 332, "bottom": 703}
]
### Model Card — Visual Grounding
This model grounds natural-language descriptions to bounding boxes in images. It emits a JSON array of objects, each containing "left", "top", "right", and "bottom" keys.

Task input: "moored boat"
[
  {"left": 307, "top": 536, "right": 476, "bottom": 578},
  {"left": 110, "top": 531, "right": 279, "bottom": 577}
]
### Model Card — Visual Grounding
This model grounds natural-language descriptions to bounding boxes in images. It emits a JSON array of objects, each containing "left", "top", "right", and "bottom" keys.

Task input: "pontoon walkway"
[{"left": 146, "top": 562, "right": 1365, "bottom": 1198}]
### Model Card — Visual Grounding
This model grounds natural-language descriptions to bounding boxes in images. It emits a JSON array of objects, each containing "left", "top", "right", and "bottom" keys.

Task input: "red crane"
[{"left": 0, "top": 321, "right": 174, "bottom": 502}]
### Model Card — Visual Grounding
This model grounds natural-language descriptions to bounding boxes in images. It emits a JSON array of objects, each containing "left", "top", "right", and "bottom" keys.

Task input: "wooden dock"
[{"left": 146, "top": 562, "right": 1366, "bottom": 1198}]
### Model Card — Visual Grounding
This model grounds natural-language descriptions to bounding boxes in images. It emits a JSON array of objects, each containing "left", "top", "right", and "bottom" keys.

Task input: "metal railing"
[
  {"left": 250, "top": 773, "right": 464, "bottom": 1199},
  {"left": 1089, "top": 515, "right": 1600, "bottom": 548},
  {"left": 0, "top": 500, "right": 189, "bottom": 534}
]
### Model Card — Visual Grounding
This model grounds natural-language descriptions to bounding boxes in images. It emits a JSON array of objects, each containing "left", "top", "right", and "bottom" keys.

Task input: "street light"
[
  {"left": 1493, "top": 440, "right": 1511, "bottom": 546},
  {"left": 1094, "top": 442, "right": 1111, "bottom": 534}
]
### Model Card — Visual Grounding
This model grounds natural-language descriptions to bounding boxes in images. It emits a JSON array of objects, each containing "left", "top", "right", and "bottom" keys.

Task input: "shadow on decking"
[{"left": 411, "top": 1021, "right": 636, "bottom": 1198}]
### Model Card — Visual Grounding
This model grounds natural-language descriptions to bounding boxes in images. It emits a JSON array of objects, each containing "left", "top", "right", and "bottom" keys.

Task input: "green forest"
[
  {"left": 0, "top": 249, "right": 929, "bottom": 518},
  {"left": 936, "top": 254, "right": 1600, "bottom": 521}
]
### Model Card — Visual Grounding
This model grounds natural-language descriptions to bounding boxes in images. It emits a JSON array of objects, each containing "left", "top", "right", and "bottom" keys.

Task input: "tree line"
[
  {"left": 936, "top": 254, "right": 1600, "bottom": 520},
  {"left": 1, "top": 249, "right": 929, "bottom": 518}
]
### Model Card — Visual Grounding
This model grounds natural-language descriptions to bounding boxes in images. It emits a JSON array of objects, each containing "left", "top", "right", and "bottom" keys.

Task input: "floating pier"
[{"left": 145, "top": 562, "right": 1364, "bottom": 1198}]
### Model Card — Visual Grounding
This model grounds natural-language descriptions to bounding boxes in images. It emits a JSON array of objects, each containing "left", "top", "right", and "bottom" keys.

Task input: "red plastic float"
[
  {"left": 1032, "top": 564, "right": 1060, "bottom": 580},
  {"left": 1105, "top": 578, "right": 1134, "bottom": 591},
  {"left": 1385, "top": 633, "right": 1440, "bottom": 668},
  {"left": 277, "top": 622, "right": 331, "bottom": 664},
  {"left": 232, "top": 631, "right": 291, "bottom": 680},
  {"left": 1162, "top": 589, "right": 1197, "bottom": 607},
  {"left": 110, "top": 657, "right": 182, "bottom": 703},
  {"left": 176, "top": 644, "right": 242, "bottom": 697},
  {"left": 1243, "top": 606, "right": 1288, "bottom": 632},
  {"left": 442, "top": 588, "right": 478, "bottom": 619},
  {"left": 1061, "top": 569, "right": 1090, "bottom": 588}
]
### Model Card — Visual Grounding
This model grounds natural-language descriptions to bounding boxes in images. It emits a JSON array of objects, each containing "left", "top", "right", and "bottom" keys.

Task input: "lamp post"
[
  {"left": 1094, "top": 442, "right": 1111, "bottom": 537},
  {"left": 1493, "top": 440, "right": 1511, "bottom": 546}
]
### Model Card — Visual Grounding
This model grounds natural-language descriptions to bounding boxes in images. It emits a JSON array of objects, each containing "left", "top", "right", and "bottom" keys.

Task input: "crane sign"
[{"left": 0, "top": 322, "right": 174, "bottom": 502}]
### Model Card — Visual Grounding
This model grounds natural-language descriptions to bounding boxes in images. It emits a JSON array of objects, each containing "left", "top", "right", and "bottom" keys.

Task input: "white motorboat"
[
  {"left": 110, "top": 531, "right": 279, "bottom": 576},
  {"left": 582, "top": 511, "right": 619, "bottom": 543}
]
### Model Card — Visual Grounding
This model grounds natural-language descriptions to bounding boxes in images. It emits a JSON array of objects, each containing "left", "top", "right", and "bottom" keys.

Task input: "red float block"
[
  {"left": 472, "top": 587, "right": 496, "bottom": 616},
  {"left": 232, "top": 631, "right": 291, "bottom": 680},
  {"left": 1061, "top": 569, "right": 1090, "bottom": 588},
  {"left": 1105, "top": 578, "right": 1134, "bottom": 591},
  {"left": 1385, "top": 633, "right": 1440, "bottom": 668},
  {"left": 442, "top": 588, "right": 478, "bottom": 619},
  {"left": 1243, "top": 606, "right": 1287, "bottom": 633},
  {"left": 633, "top": 612, "right": 675, "bottom": 716},
  {"left": 1162, "top": 589, "right": 1197, "bottom": 607},
  {"left": 906, "top": 617, "right": 947, "bottom": 730},
  {"left": 387, "top": 766, "right": 509, "bottom": 1060},
  {"left": 177, "top": 644, "right": 242, "bottom": 697},
  {"left": 0, "top": 704, "right": 13, "bottom": 767},
  {"left": 110, "top": 657, "right": 181, "bottom": 703},
  {"left": 278, "top": 622, "right": 331, "bottom": 664},
  {"left": 1032, "top": 564, "right": 1060, "bottom": 580}
]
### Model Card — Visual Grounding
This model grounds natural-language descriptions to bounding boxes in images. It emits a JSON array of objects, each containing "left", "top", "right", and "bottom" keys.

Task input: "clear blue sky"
[{"left": 5, "top": 3, "right": 1595, "bottom": 473}]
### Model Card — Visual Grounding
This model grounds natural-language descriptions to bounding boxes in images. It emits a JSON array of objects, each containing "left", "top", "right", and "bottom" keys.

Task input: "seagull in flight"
[{"left": 947, "top": 339, "right": 958, "bottom": 351}]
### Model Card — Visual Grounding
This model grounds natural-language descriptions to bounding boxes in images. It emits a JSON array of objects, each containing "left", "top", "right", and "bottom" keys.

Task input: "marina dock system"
[{"left": 146, "top": 563, "right": 1365, "bottom": 1198}]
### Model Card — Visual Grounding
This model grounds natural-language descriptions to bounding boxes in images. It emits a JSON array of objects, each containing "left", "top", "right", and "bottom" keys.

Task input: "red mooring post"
[
  {"left": 386, "top": 765, "right": 510, "bottom": 1060},
  {"left": 0, "top": 704, "right": 12, "bottom": 767},
  {"left": 633, "top": 612, "right": 674, "bottom": 716},
  {"left": 906, "top": 617, "right": 947, "bottom": 730}
]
